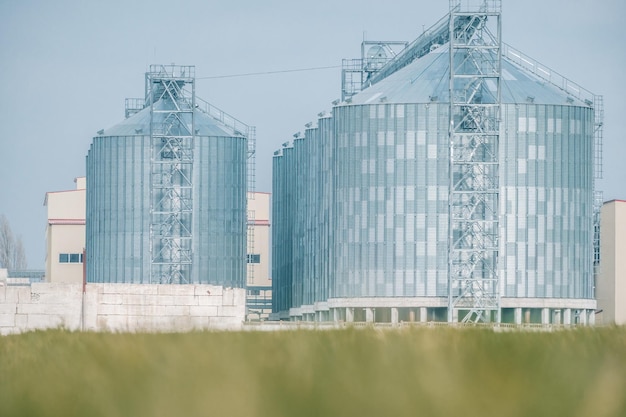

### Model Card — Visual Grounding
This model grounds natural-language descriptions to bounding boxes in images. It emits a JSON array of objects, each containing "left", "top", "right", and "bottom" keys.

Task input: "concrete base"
[{"left": 276, "top": 297, "right": 597, "bottom": 325}]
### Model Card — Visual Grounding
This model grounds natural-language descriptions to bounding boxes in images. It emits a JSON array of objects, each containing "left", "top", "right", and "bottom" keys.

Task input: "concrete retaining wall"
[{"left": 0, "top": 283, "right": 245, "bottom": 335}]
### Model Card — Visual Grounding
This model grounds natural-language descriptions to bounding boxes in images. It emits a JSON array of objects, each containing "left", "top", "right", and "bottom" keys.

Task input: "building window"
[
  {"left": 59, "top": 253, "right": 83, "bottom": 263},
  {"left": 247, "top": 254, "right": 261, "bottom": 264}
]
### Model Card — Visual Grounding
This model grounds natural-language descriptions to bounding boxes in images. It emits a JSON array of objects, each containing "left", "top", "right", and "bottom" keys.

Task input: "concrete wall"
[{"left": 0, "top": 282, "right": 245, "bottom": 335}]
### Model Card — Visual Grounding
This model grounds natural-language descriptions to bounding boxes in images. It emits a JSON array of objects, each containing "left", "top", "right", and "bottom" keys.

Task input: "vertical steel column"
[
  {"left": 147, "top": 65, "right": 195, "bottom": 284},
  {"left": 448, "top": 1, "right": 502, "bottom": 323}
]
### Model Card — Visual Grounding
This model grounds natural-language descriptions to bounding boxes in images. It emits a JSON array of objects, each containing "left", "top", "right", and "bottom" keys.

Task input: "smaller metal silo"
[{"left": 86, "top": 65, "right": 249, "bottom": 287}]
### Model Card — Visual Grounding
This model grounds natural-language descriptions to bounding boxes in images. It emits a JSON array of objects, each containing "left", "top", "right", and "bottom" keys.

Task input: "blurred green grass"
[{"left": 1, "top": 327, "right": 625, "bottom": 417}]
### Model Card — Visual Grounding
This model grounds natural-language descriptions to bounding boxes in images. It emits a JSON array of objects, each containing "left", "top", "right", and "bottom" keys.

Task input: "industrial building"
[
  {"left": 86, "top": 65, "right": 253, "bottom": 287},
  {"left": 246, "top": 191, "right": 272, "bottom": 320},
  {"left": 272, "top": 1, "right": 601, "bottom": 324},
  {"left": 597, "top": 200, "right": 626, "bottom": 325},
  {"left": 43, "top": 177, "right": 86, "bottom": 284}
]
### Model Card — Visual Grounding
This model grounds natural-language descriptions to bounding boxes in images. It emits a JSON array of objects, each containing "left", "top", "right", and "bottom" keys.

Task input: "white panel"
[
  {"left": 528, "top": 117, "right": 537, "bottom": 132},
  {"left": 428, "top": 144, "right": 437, "bottom": 159},
  {"left": 427, "top": 186, "right": 437, "bottom": 201},
  {"left": 406, "top": 187, "right": 415, "bottom": 201},
  {"left": 395, "top": 242, "right": 404, "bottom": 256},
  {"left": 518, "top": 117, "right": 527, "bottom": 132},
  {"left": 378, "top": 131, "right": 385, "bottom": 146},
  {"left": 416, "top": 242, "right": 425, "bottom": 256},
  {"left": 538, "top": 145, "right": 546, "bottom": 160},
  {"left": 406, "top": 139, "right": 415, "bottom": 159},
  {"left": 417, "top": 130, "right": 426, "bottom": 145},
  {"left": 396, "top": 145, "right": 405, "bottom": 159}
]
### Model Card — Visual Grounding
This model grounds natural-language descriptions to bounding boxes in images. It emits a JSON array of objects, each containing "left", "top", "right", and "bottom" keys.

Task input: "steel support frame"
[
  {"left": 592, "top": 95, "right": 603, "bottom": 297},
  {"left": 341, "top": 41, "right": 408, "bottom": 101},
  {"left": 147, "top": 65, "right": 195, "bottom": 284},
  {"left": 448, "top": 4, "right": 502, "bottom": 323}
]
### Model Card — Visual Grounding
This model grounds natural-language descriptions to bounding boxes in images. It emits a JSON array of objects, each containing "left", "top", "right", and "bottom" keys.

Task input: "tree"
[
  {"left": 0, "top": 214, "right": 27, "bottom": 270},
  {"left": 12, "top": 236, "right": 27, "bottom": 270}
]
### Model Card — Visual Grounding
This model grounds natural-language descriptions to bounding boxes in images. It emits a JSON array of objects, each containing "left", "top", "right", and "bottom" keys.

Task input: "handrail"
[
  {"left": 194, "top": 96, "right": 250, "bottom": 137},
  {"left": 502, "top": 43, "right": 595, "bottom": 105}
]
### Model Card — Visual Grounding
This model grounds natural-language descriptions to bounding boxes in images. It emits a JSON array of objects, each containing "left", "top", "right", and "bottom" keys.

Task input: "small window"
[
  {"left": 59, "top": 253, "right": 83, "bottom": 264},
  {"left": 247, "top": 254, "right": 261, "bottom": 264}
]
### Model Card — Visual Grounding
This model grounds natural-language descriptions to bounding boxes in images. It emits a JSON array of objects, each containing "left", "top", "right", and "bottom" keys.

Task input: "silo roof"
[
  {"left": 347, "top": 44, "right": 589, "bottom": 107},
  {"left": 98, "top": 99, "right": 242, "bottom": 137}
]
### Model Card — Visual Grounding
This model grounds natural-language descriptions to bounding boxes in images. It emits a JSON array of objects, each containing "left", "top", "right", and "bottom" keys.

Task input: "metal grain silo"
[
  {"left": 86, "top": 65, "right": 249, "bottom": 286},
  {"left": 272, "top": 4, "right": 600, "bottom": 325}
]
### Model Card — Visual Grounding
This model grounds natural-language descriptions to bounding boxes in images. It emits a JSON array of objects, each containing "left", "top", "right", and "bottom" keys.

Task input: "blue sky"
[{"left": 1, "top": 0, "right": 624, "bottom": 268}]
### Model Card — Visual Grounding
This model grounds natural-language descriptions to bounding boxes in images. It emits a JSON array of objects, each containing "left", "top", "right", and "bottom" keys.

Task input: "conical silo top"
[{"left": 346, "top": 44, "right": 589, "bottom": 107}]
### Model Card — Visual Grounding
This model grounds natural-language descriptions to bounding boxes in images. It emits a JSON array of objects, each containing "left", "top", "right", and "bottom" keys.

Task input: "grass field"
[{"left": 1, "top": 327, "right": 625, "bottom": 417}]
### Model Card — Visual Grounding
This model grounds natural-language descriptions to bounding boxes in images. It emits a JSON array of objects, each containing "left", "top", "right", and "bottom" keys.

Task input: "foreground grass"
[{"left": 1, "top": 327, "right": 625, "bottom": 417}]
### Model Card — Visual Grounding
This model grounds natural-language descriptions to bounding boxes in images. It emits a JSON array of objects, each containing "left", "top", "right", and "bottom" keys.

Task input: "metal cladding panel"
[
  {"left": 86, "top": 134, "right": 247, "bottom": 286},
  {"left": 193, "top": 136, "right": 248, "bottom": 288},
  {"left": 271, "top": 103, "right": 595, "bottom": 313},
  {"left": 318, "top": 116, "right": 334, "bottom": 303},
  {"left": 332, "top": 104, "right": 450, "bottom": 298},
  {"left": 86, "top": 135, "right": 152, "bottom": 283},
  {"left": 272, "top": 148, "right": 295, "bottom": 313},
  {"left": 500, "top": 104, "right": 594, "bottom": 299}
]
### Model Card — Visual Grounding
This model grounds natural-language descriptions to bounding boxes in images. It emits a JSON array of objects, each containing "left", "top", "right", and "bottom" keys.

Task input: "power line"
[{"left": 197, "top": 65, "right": 341, "bottom": 80}]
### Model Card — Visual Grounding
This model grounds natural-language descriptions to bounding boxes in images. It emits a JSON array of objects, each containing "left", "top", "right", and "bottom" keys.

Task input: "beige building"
[
  {"left": 44, "top": 177, "right": 86, "bottom": 283},
  {"left": 597, "top": 200, "right": 626, "bottom": 325},
  {"left": 247, "top": 192, "right": 271, "bottom": 320}
]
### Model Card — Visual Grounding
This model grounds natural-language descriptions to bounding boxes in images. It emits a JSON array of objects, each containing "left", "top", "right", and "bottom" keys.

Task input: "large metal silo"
[
  {"left": 271, "top": 5, "right": 599, "bottom": 325},
  {"left": 86, "top": 65, "right": 248, "bottom": 286}
]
